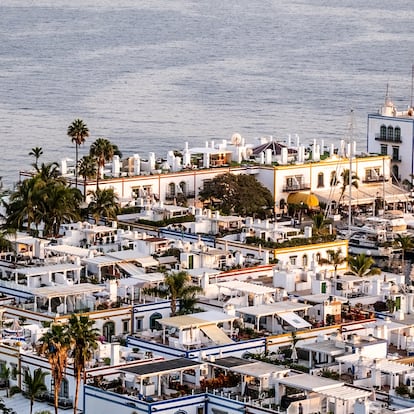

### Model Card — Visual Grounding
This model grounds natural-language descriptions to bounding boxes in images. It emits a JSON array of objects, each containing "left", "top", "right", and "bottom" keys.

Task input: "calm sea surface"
[{"left": 1, "top": 0, "right": 413, "bottom": 188}]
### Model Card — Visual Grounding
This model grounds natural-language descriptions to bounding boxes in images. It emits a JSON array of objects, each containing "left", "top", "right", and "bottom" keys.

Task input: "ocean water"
[{"left": 0, "top": 0, "right": 413, "bottom": 188}]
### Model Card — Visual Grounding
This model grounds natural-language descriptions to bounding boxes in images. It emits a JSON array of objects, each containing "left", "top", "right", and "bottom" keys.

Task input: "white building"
[{"left": 367, "top": 91, "right": 414, "bottom": 184}]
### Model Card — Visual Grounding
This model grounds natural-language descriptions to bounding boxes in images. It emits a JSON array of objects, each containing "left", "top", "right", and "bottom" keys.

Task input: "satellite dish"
[{"left": 231, "top": 133, "right": 242, "bottom": 146}]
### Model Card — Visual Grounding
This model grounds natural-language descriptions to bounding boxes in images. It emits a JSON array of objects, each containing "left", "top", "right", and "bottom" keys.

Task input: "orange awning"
[{"left": 287, "top": 192, "right": 319, "bottom": 208}]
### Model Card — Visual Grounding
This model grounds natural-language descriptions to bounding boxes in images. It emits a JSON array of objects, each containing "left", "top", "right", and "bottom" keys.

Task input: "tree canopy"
[{"left": 199, "top": 173, "right": 274, "bottom": 216}]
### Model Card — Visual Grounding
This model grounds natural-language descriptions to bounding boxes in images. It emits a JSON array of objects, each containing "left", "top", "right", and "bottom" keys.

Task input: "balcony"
[
  {"left": 374, "top": 134, "right": 402, "bottom": 143},
  {"left": 165, "top": 191, "right": 195, "bottom": 200},
  {"left": 362, "top": 176, "right": 389, "bottom": 183},
  {"left": 283, "top": 183, "right": 310, "bottom": 192},
  {"left": 392, "top": 156, "right": 401, "bottom": 162}
]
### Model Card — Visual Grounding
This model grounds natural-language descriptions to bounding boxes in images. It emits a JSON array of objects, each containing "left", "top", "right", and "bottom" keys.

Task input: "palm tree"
[
  {"left": 87, "top": 188, "right": 119, "bottom": 224},
  {"left": 338, "top": 169, "right": 359, "bottom": 206},
  {"left": 41, "top": 185, "right": 82, "bottom": 237},
  {"left": 23, "top": 368, "right": 48, "bottom": 414},
  {"left": 77, "top": 155, "right": 97, "bottom": 200},
  {"left": 67, "top": 315, "right": 99, "bottom": 414},
  {"left": 39, "top": 324, "right": 70, "bottom": 414},
  {"left": 312, "top": 213, "right": 329, "bottom": 235},
  {"left": 67, "top": 119, "right": 89, "bottom": 188},
  {"left": 144, "top": 271, "right": 203, "bottom": 316},
  {"left": 29, "top": 147, "right": 43, "bottom": 170},
  {"left": 89, "top": 138, "right": 115, "bottom": 189},
  {"left": 394, "top": 234, "right": 414, "bottom": 268},
  {"left": 347, "top": 253, "right": 381, "bottom": 278},
  {"left": 319, "top": 248, "right": 346, "bottom": 278}
]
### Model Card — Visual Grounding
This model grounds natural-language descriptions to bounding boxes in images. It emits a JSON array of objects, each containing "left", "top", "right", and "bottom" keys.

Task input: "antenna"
[{"left": 348, "top": 109, "right": 354, "bottom": 236}]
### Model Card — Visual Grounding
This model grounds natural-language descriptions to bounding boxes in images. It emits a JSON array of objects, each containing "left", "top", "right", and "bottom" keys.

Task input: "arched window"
[
  {"left": 150, "top": 312, "right": 162, "bottom": 330},
  {"left": 179, "top": 181, "right": 186, "bottom": 194},
  {"left": 330, "top": 171, "right": 338, "bottom": 186},
  {"left": 387, "top": 126, "right": 394, "bottom": 141},
  {"left": 380, "top": 125, "right": 387, "bottom": 140},
  {"left": 394, "top": 127, "right": 401, "bottom": 141},
  {"left": 303, "top": 254, "right": 308, "bottom": 267},
  {"left": 103, "top": 321, "right": 115, "bottom": 343},
  {"left": 316, "top": 252, "right": 321, "bottom": 263},
  {"left": 317, "top": 172, "right": 324, "bottom": 188},
  {"left": 168, "top": 182, "right": 175, "bottom": 197}
]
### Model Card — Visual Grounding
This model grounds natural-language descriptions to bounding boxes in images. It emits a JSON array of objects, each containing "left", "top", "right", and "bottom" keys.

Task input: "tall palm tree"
[
  {"left": 68, "top": 315, "right": 98, "bottom": 414},
  {"left": 39, "top": 324, "right": 70, "bottom": 414},
  {"left": 67, "top": 119, "right": 89, "bottom": 188},
  {"left": 338, "top": 169, "right": 359, "bottom": 206},
  {"left": 347, "top": 253, "right": 381, "bottom": 278},
  {"left": 319, "top": 248, "right": 346, "bottom": 278},
  {"left": 77, "top": 155, "right": 97, "bottom": 200},
  {"left": 89, "top": 138, "right": 115, "bottom": 190},
  {"left": 23, "top": 368, "right": 48, "bottom": 414},
  {"left": 87, "top": 188, "right": 119, "bottom": 224},
  {"left": 144, "top": 271, "right": 203, "bottom": 316},
  {"left": 28, "top": 147, "right": 43, "bottom": 170}
]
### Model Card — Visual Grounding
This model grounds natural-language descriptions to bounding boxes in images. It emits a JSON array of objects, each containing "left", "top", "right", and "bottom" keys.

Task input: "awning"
[
  {"left": 287, "top": 192, "right": 319, "bottom": 208},
  {"left": 200, "top": 324, "right": 234, "bottom": 345},
  {"left": 278, "top": 311, "right": 311, "bottom": 329}
]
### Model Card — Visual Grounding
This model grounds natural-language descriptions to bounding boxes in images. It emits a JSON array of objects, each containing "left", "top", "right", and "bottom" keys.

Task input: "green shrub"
[{"left": 10, "top": 385, "right": 21, "bottom": 396}]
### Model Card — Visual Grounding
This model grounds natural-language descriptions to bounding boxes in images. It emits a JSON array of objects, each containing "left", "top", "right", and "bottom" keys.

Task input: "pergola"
[
  {"left": 159, "top": 311, "right": 239, "bottom": 349},
  {"left": 298, "top": 339, "right": 346, "bottom": 368},
  {"left": 225, "top": 360, "right": 289, "bottom": 396},
  {"left": 8, "top": 263, "right": 83, "bottom": 287},
  {"left": 119, "top": 358, "right": 202, "bottom": 398},
  {"left": 215, "top": 280, "right": 276, "bottom": 304},
  {"left": 236, "top": 302, "right": 312, "bottom": 332},
  {"left": 31, "top": 283, "right": 105, "bottom": 314},
  {"left": 275, "top": 373, "right": 371, "bottom": 413}
]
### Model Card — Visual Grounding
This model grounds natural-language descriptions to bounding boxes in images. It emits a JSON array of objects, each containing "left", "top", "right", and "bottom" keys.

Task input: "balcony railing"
[
  {"left": 392, "top": 156, "right": 401, "bottom": 162},
  {"left": 165, "top": 191, "right": 195, "bottom": 200},
  {"left": 362, "top": 176, "right": 389, "bottom": 183},
  {"left": 374, "top": 134, "right": 402, "bottom": 143},
  {"left": 283, "top": 183, "right": 311, "bottom": 192}
]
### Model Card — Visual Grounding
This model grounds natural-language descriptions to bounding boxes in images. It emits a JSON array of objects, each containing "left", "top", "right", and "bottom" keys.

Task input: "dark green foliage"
[
  {"left": 246, "top": 234, "right": 336, "bottom": 249},
  {"left": 199, "top": 173, "right": 274, "bottom": 216}
]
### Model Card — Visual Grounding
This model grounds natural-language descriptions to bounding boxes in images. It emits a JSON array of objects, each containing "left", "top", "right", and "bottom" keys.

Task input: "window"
[
  {"left": 380, "top": 125, "right": 386, "bottom": 140},
  {"left": 394, "top": 127, "right": 401, "bottom": 141},
  {"left": 330, "top": 171, "right": 338, "bottom": 186},
  {"left": 380, "top": 145, "right": 387, "bottom": 155},
  {"left": 316, "top": 252, "right": 321, "bottom": 263},
  {"left": 122, "top": 319, "right": 130, "bottom": 334},
  {"left": 10, "top": 363, "right": 17, "bottom": 380},
  {"left": 289, "top": 256, "right": 297, "bottom": 266},
  {"left": 392, "top": 147, "right": 399, "bottom": 161},
  {"left": 135, "top": 317, "right": 143, "bottom": 331},
  {"left": 103, "top": 321, "right": 115, "bottom": 342},
  {"left": 317, "top": 172, "right": 324, "bottom": 188},
  {"left": 168, "top": 182, "right": 176, "bottom": 197},
  {"left": 302, "top": 255, "right": 308, "bottom": 267},
  {"left": 387, "top": 126, "right": 394, "bottom": 140},
  {"left": 365, "top": 168, "right": 380, "bottom": 181}
]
